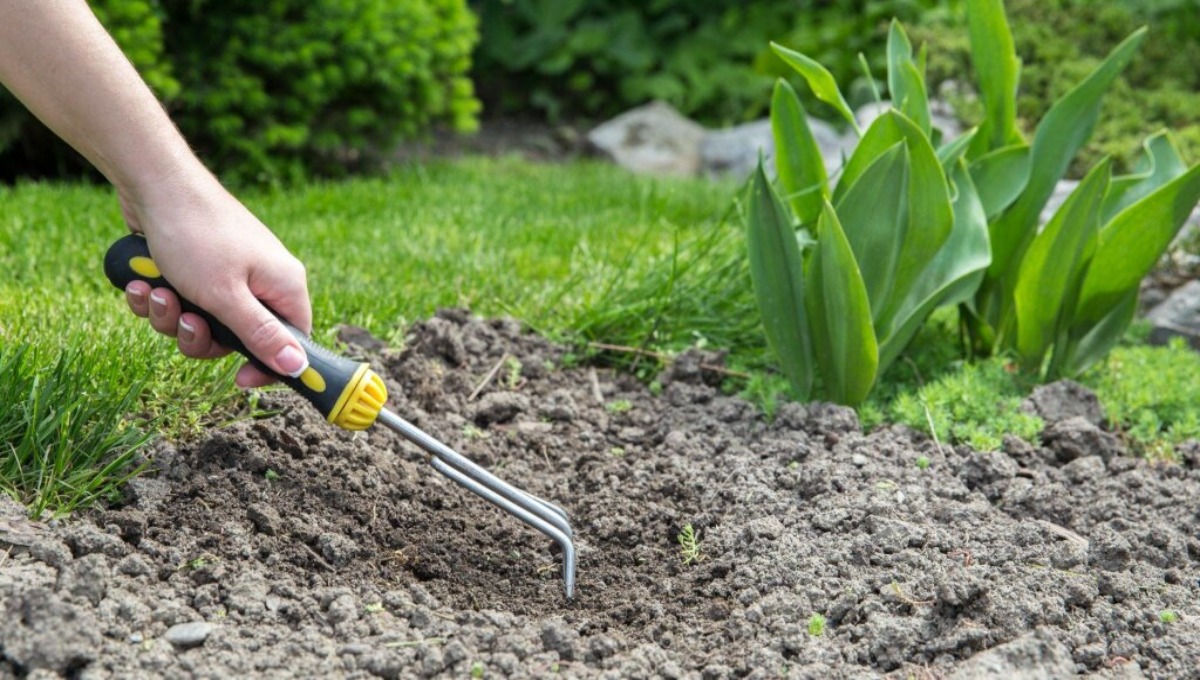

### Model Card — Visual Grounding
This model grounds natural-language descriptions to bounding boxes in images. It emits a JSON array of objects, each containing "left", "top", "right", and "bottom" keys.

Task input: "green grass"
[{"left": 0, "top": 156, "right": 734, "bottom": 515}]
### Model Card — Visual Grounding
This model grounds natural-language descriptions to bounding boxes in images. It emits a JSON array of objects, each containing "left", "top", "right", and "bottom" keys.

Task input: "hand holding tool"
[{"left": 104, "top": 234, "right": 576, "bottom": 599}]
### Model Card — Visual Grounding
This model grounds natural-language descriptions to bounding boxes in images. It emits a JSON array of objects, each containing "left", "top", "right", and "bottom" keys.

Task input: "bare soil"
[{"left": 2, "top": 310, "right": 1198, "bottom": 679}]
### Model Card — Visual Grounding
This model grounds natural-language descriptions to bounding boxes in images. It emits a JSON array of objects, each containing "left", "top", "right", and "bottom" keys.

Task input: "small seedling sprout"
[
  {"left": 505, "top": 357, "right": 523, "bottom": 389},
  {"left": 606, "top": 399, "right": 632, "bottom": 413},
  {"left": 264, "top": 469, "right": 279, "bottom": 481},
  {"left": 470, "top": 661, "right": 485, "bottom": 679},
  {"left": 678, "top": 523, "right": 703, "bottom": 565},
  {"left": 807, "top": 613, "right": 826, "bottom": 636},
  {"left": 1160, "top": 610, "right": 1179, "bottom": 624},
  {"left": 916, "top": 456, "right": 930, "bottom": 470},
  {"left": 364, "top": 602, "right": 384, "bottom": 614}
]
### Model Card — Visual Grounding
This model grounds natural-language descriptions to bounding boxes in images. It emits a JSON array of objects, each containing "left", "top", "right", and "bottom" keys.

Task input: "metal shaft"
[{"left": 376, "top": 408, "right": 577, "bottom": 599}]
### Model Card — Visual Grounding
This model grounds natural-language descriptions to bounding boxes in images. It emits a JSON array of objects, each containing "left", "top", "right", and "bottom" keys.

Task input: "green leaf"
[
  {"left": 878, "top": 160, "right": 992, "bottom": 372},
  {"left": 937, "top": 127, "right": 978, "bottom": 169},
  {"left": 835, "top": 143, "right": 909, "bottom": 319},
  {"left": 1101, "top": 131, "right": 1187, "bottom": 223},
  {"left": 745, "top": 159, "right": 813, "bottom": 398},
  {"left": 887, "top": 21, "right": 931, "bottom": 136},
  {"left": 969, "top": 144, "right": 1031, "bottom": 219},
  {"left": 806, "top": 201, "right": 878, "bottom": 406},
  {"left": 771, "top": 42, "right": 860, "bottom": 134},
  {"left": 1056, "top": 290, "right": 1137, "bottom": 378},
  {"left": 987, "top": 28, "right": 1146, "bottom": 281},
  {"left": 1074, "top": 161, "right": 1200, "bottom": 330},
  {"left": 1012, "top": 159, "right": 1111, "bottom": 368},
  {"left": 771, "top": 79, "right": 829, "bottom": 227},
  {"left": 966, "top": 0, "right": 1023, "bottom": 154}
]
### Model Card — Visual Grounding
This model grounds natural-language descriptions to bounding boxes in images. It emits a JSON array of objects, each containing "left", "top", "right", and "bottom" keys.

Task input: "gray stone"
[
  {"left": 247, "top": 503, "right": 282, "bottom": 536},
  {"left": 1021, "top": 380, "right": 1105, "bottom": 427},
  {"left": 948, "top": 628, "right": 1075, "bottom": 679},
  {"left": 587, "top": 101, "right": 706, "bottom": 176},
  {"left": 164, "top": 621, "right": 214, "bottom": 649},
  {"left": 1146, "top": 279, "right": 1200, "bottom": 349},
  {"left": 699, "top": 118, "right": 772, "bottom": 180}
]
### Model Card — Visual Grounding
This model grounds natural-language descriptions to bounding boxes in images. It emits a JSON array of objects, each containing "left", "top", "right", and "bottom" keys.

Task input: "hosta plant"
[
  {"left": 745, "top": 20, "right": 991, "bottom": 406},
  {"left": 745, "top": 0, "right": 1200, "bottom": 406},
  {"left": 961, "top": 0, "right": 1200, "bottom": 379}
]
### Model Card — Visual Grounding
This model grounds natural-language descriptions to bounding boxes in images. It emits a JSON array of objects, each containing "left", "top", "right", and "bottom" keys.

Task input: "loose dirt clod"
[{"left": 2, "top": 310, "right": 1199, "bottom": 678}]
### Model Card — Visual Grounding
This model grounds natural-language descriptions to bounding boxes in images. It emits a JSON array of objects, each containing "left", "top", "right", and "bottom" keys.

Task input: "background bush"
[
  {"left": 0, "top": 0, "right": 479, "bottom": 185},
  {"left": 913, "top": 0, "right": 1200, "bottom": 175},
  {"left": 471, "top": 0, "right": 957, "bottom": 126}
]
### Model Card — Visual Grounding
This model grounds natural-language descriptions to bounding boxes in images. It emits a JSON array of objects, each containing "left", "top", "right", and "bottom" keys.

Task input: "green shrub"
[
  {"left": 165, "top": 0, "right": 480, "bottom": 184},
  {"left": 0, "top": 0, "right": 178, "bottom": 180},
  {"left": 472, "top": 0, "right": 956, "bottom": 126}
]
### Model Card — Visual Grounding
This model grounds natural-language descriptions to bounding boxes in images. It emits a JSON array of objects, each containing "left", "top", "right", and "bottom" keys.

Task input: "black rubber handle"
[{"left": 104, "top": 233, "right": 367, "bottom": 422}]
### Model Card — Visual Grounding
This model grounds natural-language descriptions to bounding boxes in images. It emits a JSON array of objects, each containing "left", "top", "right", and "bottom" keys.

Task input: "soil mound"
[{"left": 2, "top": 310, "right": 1197, "bottom": 678}]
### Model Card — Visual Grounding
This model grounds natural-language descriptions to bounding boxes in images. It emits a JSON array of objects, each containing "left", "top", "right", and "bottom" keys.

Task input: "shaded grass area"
[{"left": 0, "top": 156, "right": 735, "bottom": 514}]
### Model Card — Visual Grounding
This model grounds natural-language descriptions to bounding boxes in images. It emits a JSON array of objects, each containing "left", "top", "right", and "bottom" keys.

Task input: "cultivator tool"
[{"left": 104, "top": 234, "right": 577, "bottom": 599}]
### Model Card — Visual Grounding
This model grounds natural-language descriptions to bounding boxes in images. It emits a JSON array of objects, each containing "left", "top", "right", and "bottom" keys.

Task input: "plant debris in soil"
[{"left": 2, "top": 309, "right": 1199, "bottom": 679}]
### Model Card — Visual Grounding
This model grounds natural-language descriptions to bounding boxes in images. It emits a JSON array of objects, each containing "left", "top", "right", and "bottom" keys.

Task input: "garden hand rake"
[{"left": 104, "top": 234, "right": 576, "bottom": 599}]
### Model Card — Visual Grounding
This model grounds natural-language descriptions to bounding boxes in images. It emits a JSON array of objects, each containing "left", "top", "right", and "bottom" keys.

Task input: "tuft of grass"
[
  {"left": 807, "top": 613, "right": 826, "bottom": 636},
  {"left": 1080, "top": 339, "right": 1200, "bottom": 459},
  {"left": 0, "top": 342, "right": 154, "bottom": 518},
  {"left": 677, "top": 523, "right": 703, "bottom": 565}
]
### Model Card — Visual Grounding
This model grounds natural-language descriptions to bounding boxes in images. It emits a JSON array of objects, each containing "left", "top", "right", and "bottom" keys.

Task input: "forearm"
[{"left": 0, "top": 0, "right": 205, "bottom": 199}]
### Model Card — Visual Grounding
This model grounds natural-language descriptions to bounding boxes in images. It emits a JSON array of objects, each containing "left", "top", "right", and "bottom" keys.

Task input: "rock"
[
  {"left": 948, "top": 628, "right": 1075, "bottom": 679},
  {"left": 1146, "top": 279, "right": 1200, "bottom": 349},
  {"left": 699, "top": 118, "right": 772, "bottom": 180},
  {"left": 586, "top": 101, "right": 706, "bottom": 176},
  {"left": 806, "top": 403, "right": 860, "bottom": 434},
  {"left": 1021, "top": 380, "right": 1105, "bottom": 427},
  {"left": 0, "top": 588, "right": 101, "bottom": 673},
  {"left": 164, "top": 621, "right": 214, "bottom": 649},
  {"left": 1042, "top": 416, "right": 1124, "bottom": 462},
  {"left": 472, "top": 392, "right": 529, "bottom": 426},
  {"left": 56, "top": 553, "right": 110, "bottom": 606}
]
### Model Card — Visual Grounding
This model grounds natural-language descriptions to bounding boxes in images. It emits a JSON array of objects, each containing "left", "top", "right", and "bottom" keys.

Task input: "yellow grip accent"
[
  {"left": 130, "top": 256, "right": 161, "bottom": 279},
  {"left": 299, "top": 367, "right": 327, "bottom": 393},
  {"left": 329, "top": 366, "right": 387, "bottom": 431}
]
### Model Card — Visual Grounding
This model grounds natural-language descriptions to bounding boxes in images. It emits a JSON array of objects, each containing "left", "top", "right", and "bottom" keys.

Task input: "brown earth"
[{"left": 2, "top": 310, "right": 1199, "bottom": 679}]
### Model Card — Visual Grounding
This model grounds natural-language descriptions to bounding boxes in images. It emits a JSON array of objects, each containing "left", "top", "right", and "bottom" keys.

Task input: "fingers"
[
  {"left": 235, "top": 363, "right": 277, "bottom": 389},
  {"left": 126, "top": 283, "right": 231, "bottom": 360},
  {"left": 217, "top": 290, "right": 309, "bottom": 379},
  {"left": 176, "top": 312, "right": 232, "bottom": 360}
]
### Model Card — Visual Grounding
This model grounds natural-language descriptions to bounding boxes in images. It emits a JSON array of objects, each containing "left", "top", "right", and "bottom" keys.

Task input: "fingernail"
[
  {"left": 275, "top": 345, "right": 308, "bottom": 378},
  {"left": 149, "top": 292, "right": 166, "bottom": 315},
  {"left": 178, "top": 318, "right": 195, "bottom": 342},
  {"left": 126, "top": 287, "right": 146, "bottom": 300}
]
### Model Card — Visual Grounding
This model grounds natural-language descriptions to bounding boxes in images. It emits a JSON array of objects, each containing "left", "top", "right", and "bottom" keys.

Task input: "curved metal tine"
[
  {"left": 377, "top": 410, "right": 573, "bottom": 539},
  {"left": 431, "top": 457, "right": 577, "bottom": 599}
]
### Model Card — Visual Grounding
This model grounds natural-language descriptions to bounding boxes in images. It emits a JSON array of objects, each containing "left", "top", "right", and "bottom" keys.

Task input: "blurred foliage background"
[{"left": 0, "top": 0, "right": 1195, "bottom": 183}]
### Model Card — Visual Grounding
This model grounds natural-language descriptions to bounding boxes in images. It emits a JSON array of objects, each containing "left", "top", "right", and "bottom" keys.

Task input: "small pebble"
[
  {"left": 129, "top": 632, "right": 144, "bottom": 644},
  {"left": 164, "top": 621, "right": 214, "bottom": 649},
  {"left": 851, "top": 454, "right": 868, "bottom": 467}
]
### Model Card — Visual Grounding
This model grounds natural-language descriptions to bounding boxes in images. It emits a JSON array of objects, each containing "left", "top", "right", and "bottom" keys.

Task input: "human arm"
[{"left": 0, "top": 0, "right": 310, "bottom": 386}]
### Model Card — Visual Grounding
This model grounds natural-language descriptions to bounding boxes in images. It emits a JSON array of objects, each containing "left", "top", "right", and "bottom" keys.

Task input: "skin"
[{"left": 0, "top": 0, "right": 310, "bottom": 387}]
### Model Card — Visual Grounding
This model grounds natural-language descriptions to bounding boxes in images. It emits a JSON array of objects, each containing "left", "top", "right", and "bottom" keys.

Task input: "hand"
[{"left": 118, "top": 169, "right": 312, "bottom": 388}]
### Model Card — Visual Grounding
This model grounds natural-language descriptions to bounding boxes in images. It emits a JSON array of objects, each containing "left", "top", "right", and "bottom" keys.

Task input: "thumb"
[{"left": 218, "top": 290, "right": 310, "bottom": 378}]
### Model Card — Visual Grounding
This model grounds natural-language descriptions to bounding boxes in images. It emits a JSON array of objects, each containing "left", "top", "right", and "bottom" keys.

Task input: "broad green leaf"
[
  {"left": 937, "top": 128, "right": 978, "bottom": 169},
  {"left": 1101, "top": 131, "right": 1187, "bottom": 223},
  {"left": 772, "top": 79, "right": 829, "bottom": 227},
  {"left": 966, "top": 0, "right": 1022, "bottom": 154},
  {"left": 771, "top": 42, "right": 860, "bottom": 134},
  {"left": 987, "top": 28, "right": 1145, "bottom": 281},
  {"left": 835, "top": 143, "right": 909, "bottom": 319},
  {"left": 969, "top": 144, "right": 1031, "bottom": 219},
  {"left": 1074, "top": 161, "right": 1200, "bottom": 329},
  {"left": 745, "top": 159, "right": 813, "bottom": 398},
  {"left": 1012, "top": 159, "right": 1111, "bottom": 367},
  {"left": 878, "top": 160, "right": 991, "bottom": 372},
  {"left": 806, "top": 201, "right": 878, "bottom": 406},
  {"left": 1056, "top": 290, "right": 1137, "bottom": 378},
  {"left": 887, "top": 21, "right": 931, "bottom": 136}
]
